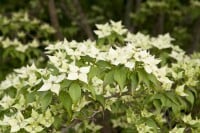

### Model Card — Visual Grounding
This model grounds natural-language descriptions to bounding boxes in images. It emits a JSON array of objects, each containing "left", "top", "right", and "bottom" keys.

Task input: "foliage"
[
  {"left": 1, "top": 0, "right": 200, "bottom": 51},
  {"left": 0, "top": 11, "right": 55, "bottom": 80},
  {"left": 0, "top": 21, "right": 200, "bottom": 132}
]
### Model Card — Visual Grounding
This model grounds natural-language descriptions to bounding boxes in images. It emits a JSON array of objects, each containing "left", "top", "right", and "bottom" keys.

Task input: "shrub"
[{"left": 0, "top": 21, "right": 200, "bottom": 133}]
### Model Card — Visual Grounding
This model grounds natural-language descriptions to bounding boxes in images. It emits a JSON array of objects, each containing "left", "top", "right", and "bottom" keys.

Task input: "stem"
[
  {"left": 71, "top": 0, "right": 94, "bottom": 40},
  {"left": 48, "top": 0, "right": 63, "bottom": 40},
  {"left": 124, "top": 0, "right": 133, "bottom": 31}
]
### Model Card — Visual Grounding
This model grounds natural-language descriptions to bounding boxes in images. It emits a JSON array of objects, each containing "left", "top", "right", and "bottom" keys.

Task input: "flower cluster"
[{"left": 0, "top": 21, "right": 200, "bottom": 132}]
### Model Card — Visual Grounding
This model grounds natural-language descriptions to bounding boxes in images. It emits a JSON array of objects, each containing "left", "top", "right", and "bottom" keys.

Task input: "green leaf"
[
  {"left": 130, "top": 71, "right": 138, "bottom": 92},
  {"left": 25, "top": 92, "right": 36, "bottom": 104},
  {"left": 147, "top": 73, "right": 160, "bottom": 87},
  {"left": 96, "top": 95, "right": 105, "bottom": 107},
  {"left": 69, "top": 83, "right": 82, "bottom": 104},
  {"left": 103, "top": 70, "right": 114, "bottom": 86},
  {"left": 165, "top": 92, "right": 180, "bottom": 106},
  {"left": 39, "top": 91, "right": 52, "bottom": 111},
  {"left": 97, "top": 38, "right": 105, "bottom": 45},
  {"left": 88, "top": 66, "right": 100, "bottom": 80},
  {"left": 59, "top": 91, "right": 72, "bottom": 117},
  {"left": 153, "top": 99, "right": 162, "bottom": 111},
  {"left": 88, "top": 85, "right": 96, "bottom": 100},
  {"left": 53, "top": 117, "right": 63, "bottom": 129},
  {"left": 60, "top": 80, "right": 72, "bottom": 90},
  {"left": 137, "top": 69, "right": 150, "bottom": 88},
  {"left": 185, "top": 89, "right": 195, "bottom": 107},
  {"left": 145, "top": 118, "right": 158, "bottom": 132},
  {"left": 177, "top": 96, "right": 188, "bottom": 111},
  {"left": 114, "top": 68, "right": 127, "bottom": 89}
]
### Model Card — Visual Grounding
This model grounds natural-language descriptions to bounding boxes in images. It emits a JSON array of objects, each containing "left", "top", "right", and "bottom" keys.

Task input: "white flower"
[
  {"left": 182, "top": 114, "right": 200, "bottom": 125},
  {"left": 67, "top": 63, "right": 90, "bottom": 83},
  {"left": 25, "top": 73, "right": 41, "bottom": 87},
  {"left": 136, "top": 123, "right": 154, "bottom": 133},
  {"left": 94, "top": 23, "right": 112, "bottom": 38},
  {"left": 24, "top": 110, "right": 43, "bottom": 133},
  {"left": 40, "top": 109, "right": 54, "bottom": 127},
  {"left": 16, "top": 44, "right": 28, "bottom": 53},
  {"left": 0, "top": 95, "right": 15, "bottom": 109},
  {"left": 72, "top": 96, "right": 90, "bottom": 111},
  {"left": 0, "top": 79, "right": 12, "bottom": 90},
  {"left": 175, "top": 85, "right": 188, "bottom": 97},
  {"left": 48, "top": 51, "right": 68, "bottom": 68},
  {"left": 110, "top": 20, "right": 127, "bottom": 35},
  {"left": 125, "top": 32, "right": 151, "bottom": 49},
  {"left": 3, "top": 111, "right": 27, "bottom": 132},
  {"left": 38, "top": 74, "right": 65, "bottom": 95},
  {"left": 169, "top": 126, "right": 185, "bottom": 133},
  {"left": 92, "top": 76, "right": 104, "bottom": 95},
  {"left": 107, "top": 47, "right": 133, "bottom": 67},
  {"left": 13, "top": 95, "right": 26, "bottom": 110},
  {"left": 45, "top": 41, "right": 64, "bottom": 53},
  {"left": 134, "top": 50, "right": 149, "bottom": 61},
  {"left": 86, "top": 45, "right": 101, "bottom": 59},
  {"left": 151, "top": 34, "right": 173, "bottom": 49},
  {"left": 28, "top": 39, "right": 39, "bottom": 48}
]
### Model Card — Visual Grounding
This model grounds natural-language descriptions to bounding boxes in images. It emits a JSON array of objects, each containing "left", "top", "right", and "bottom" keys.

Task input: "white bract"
[
  {"left": 94, "top": 23, "right": 112, "bottom": 38},
  {"left": 175, "top": 85, "right": 188, "bottom": 97},
  {"left": 24, "top": 110, "right": 44, "bottom": 133},
  {"left": 0, "top": 95, "right": 15, "bottom": 109},
  {"left": 3, "top": 111, "right": 27, "bottom": 132},
  {"left": 38, "top": 74, "right": 65, "bottom": 95},
  {"left": 67, "top": 63, "right": 90, "bottom": 83},
  {"left": 40, "top": 109, "right": 54, "bottom": 127}
]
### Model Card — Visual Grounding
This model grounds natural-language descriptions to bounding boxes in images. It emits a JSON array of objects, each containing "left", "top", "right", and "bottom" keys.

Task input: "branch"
[
  {"left": 124, "top": 0, "right": 133, "bottom": 31},
  {"left": 153, "top": 12, "right": 165, "bottom": 35},
  {"left": 61, "top": 111, "right": 101, "bottom": 132},
  {"left": 131, "top": 0, "right": 142, "bottom": 32},
  {"left": 71, "top": 0, "right": 94, "bottom": 40},
  {"left": 188, "top": 17, "right": 200, "bottom": 53},
  {"left": 48, "top": 0, "right": 63, "bottom": 40}
]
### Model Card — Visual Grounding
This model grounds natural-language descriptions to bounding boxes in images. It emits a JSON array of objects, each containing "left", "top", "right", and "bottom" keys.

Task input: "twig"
[
  {"left": 61, "top": 111, "right": 101, "bottom": 132},
  {"left": 48, "top": 0, "right": 63, "bottom": 40},
  {"left": 72, "top": 0, "right": 94, "bottom": 40},
  {"left": 124, "top": 0, "right": 133, "bottom": 31},
  {"left": 60, "top": 0, "right": 94, "bottom": 40},
  {"left": 188, "top": 17, "right": 200, "bottom": 53}
]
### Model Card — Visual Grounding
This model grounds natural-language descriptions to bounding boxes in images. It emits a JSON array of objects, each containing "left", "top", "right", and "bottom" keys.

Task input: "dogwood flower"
[
  {"left": 169, "top": 126, "right": 185, "bottom": 133},
  {"left": 48, "top": 51, "right": 67, "bottom": 68},
  {"left": 136, "top": 123, "right": 154, "bottom": 133},
  {"left": 175, "top": 85, "right": 188, "bottom": 97},
  {"left": 0, "top": 95, "right": 15, "bottom": 109},
  {"left": 125, "top": 32, "right": 151, "bottom": 49},
  {"left": 182, "top": 114, "right": 200, "bottom": 125},
  {"left": 150, "top": 34, "right": 173, "bottom": 49},
  {"left": 94, "top": 23, "right": 112, "bottom": 38},
  {"left": 0, "top": 78, "right": 12, "bottom": 90},
  {"left": 38, "top": 74, "right": 65, "bottom": 95},
  {"left": 45, "top": 41, "right": 64, "bottom": 53},
  {"left": 92, "top": 76, "right": 104, "bottom": 95},
  {"left": 13, "top": 95, "right": 26, "bottom": 110},
  {"left": 3, "top": 111, "right": 27, "bottom": 132},
  {"left": 40, "top": 109, "right": 54, "bottom": 127},
  {"left": 67, "top": 63, "right": 90, "bottom": 83},
  {"left": 106, "top": 47, "right": 134, "bottom": 69},
  {"left": 110, "top": 20, "right": 127, "bottom": 35},
  {"left": 24, "top": 110, "right": 43, "bottom": 133}
]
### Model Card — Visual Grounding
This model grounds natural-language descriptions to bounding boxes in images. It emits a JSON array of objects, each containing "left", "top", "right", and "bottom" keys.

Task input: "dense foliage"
[
  {"left": 0, "top": 0, "right": 200, "bottom": 52},
  {"left": 0, "top": 11, "right": 55, "bottom": 80},
  {"left": 0, "top": 21, "right": 200, "bottom": 133}
]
